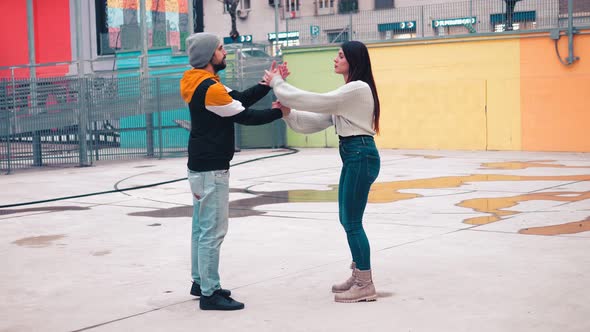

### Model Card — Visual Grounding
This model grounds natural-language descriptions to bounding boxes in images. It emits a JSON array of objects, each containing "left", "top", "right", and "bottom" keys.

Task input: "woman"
[{"left": 265, "top": 41, "right": 381, "bottom": 303}]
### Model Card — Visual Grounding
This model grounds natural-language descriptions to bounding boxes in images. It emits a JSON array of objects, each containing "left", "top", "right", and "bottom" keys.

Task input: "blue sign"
[{"left": 310, "top": 25, "right": 320, "bottom": 36}]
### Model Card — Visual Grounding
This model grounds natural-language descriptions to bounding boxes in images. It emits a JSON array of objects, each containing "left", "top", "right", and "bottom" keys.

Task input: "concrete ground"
[{"left": 1, "top": 148, "right": 589, "bottom": 332}]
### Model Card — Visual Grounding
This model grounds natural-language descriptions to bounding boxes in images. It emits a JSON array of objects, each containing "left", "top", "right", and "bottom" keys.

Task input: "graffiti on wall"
[{"left": 104, "top": 0, "right": 189, "bottom": 52}]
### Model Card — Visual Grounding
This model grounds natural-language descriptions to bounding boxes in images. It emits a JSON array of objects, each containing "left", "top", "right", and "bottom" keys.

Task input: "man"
[{"left": 180, "top": 32, "right": 288, "bottom": 311}]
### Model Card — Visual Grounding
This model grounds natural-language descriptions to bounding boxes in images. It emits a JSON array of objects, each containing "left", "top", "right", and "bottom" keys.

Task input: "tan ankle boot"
[
  {"left": 334, "top": 268, "right": 377, "bottom": 303},
  {"left": 331, "top": 262, "right": 356, "bottom": 293}
]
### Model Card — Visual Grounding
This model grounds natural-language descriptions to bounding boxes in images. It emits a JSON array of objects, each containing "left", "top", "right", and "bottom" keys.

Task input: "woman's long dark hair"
[{"left": 341, "top": 41, "right": 380, "bottom": 134}]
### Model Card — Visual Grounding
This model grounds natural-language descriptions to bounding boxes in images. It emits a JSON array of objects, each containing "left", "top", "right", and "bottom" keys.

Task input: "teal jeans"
[
  {"left": 187, "top": 169, "right": 230, "bottom": 296},
  {"left": 338, "top": 135, "right": 380, "bottom": 271}
]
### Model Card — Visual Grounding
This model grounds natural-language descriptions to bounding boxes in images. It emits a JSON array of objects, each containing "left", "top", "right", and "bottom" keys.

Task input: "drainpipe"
[
  {"left": 274, "top": 0, "right": 279, "bottom": 55},
  {"left": 74, "top": 0, "right": 89, "bottom": 166},
  {"left": 139, "top": 0, "right": 154, "bottom": 157},
  {"left": 566, "top": 0, "right": 579, "bottom": 65},
  {"left": 349, "top": 2, "right": 354, "bottom": 41},
  {"left": 194, "top": 0, "right": 204, "bottom": 33},
  {"left": 187, "top": 0, "right": 194, "bottom": 33}
]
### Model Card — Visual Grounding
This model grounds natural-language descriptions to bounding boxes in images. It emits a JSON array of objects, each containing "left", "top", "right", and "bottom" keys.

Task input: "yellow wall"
[
  {"left": 370, "top": 39, "right": 521, "bottom": 150},
  {"left": 282, "top": 31, "right": 589, "bottom": 152}
]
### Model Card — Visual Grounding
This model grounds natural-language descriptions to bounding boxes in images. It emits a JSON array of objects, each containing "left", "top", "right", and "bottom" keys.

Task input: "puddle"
[
  {"left": 129, "top": 206, "right": 192, "bottom": 218},
  {"left": 128, "top": 201, "right": 267, "bottom": 219},
  {"left": 481, "top": 160, "right": 590, "bottom": 170},
  {"left": 404, "top": 154, "right": 443, "bottom": 159},
  {"left": 12, "top": 234, "right": 66, "bottom": 248},
  {"left": 92, "top": 250, "right": 111, "bottom": 256},
  {"left": 128, "top": 173, "right": 589, "bottom": 236},
  {"left": 458, "top": 191, "right": 590, "bottom": 225},
  {"left": 519, "top": 216, "right": 590, "bottom": 236},
  {"left": 0, "top": 206, "right": 90, "bottom": 216},
  {"left": 368, "top": 174, "right": 590, "bottom": 203}
]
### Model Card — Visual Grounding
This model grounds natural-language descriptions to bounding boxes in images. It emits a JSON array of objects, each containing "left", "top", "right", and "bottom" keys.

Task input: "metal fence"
[
  {"left": 0, "top": 52, "right": 285, "bottom": 174},
  {"left": 286, "top": 0, "right": 590, "bottom": 45}
]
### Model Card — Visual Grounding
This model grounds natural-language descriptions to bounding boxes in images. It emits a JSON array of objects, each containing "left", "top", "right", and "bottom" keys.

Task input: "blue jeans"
[
  {"left": 338, "top": 136, "right": 380, "bottom": 271},
  {"left": 187, "top": 169, "right": 230, "bottom": 296}
]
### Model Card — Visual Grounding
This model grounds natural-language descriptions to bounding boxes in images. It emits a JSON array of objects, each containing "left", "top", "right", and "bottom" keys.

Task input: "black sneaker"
[
  {"left": 199, "top": 290, "right": 245, "bottom": 311},
  {"left": 190, "top": 282, "right": 231, "bottom": 297}
]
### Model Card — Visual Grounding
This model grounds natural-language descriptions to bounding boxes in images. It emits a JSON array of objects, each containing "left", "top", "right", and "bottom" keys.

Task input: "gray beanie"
[{"left": 185, "top": 33, "right": 220, "bottom": 68}]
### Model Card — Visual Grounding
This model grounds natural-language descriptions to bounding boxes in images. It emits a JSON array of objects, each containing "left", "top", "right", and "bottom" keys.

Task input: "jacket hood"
[{"left": 180, "top": 69, "right": 220, "bottom": 103}]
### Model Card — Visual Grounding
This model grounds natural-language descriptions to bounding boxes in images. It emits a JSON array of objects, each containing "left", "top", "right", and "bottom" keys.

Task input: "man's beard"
[{"left": 211, "top": 58, "right": 227, "bottom": 72}]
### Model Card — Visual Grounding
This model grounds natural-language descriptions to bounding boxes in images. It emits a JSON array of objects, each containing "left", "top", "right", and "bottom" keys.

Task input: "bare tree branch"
[{"left": 224, "top": 0, "right": 240, "bottom": 40}]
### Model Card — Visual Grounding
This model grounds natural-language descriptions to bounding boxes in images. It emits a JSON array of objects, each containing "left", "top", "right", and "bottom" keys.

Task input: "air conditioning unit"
[{"left": 237, "top": 8, "right": 250, "bottom": 19}]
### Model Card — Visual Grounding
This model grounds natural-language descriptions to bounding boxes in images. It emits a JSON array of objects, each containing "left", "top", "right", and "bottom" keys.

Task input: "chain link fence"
[
  {"left": 0, "top": 51, "right": 286, "bottom": 174},
  {"left": 287, "top": 0, "right": 589, "bottom": 45}
]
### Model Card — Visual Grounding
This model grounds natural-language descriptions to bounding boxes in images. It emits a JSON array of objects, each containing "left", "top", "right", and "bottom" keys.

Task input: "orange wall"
[{"left": 520, "top": 33, "right": 590, "bottom": 152}]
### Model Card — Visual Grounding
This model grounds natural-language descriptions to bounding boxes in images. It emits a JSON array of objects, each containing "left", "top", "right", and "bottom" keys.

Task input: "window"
[
  {"left": 490, "top": 11, "right": 536, "bottom": 32},
  {"left": 338, "top": 0, "right": 358, "bottom": 14},
  {"left": 317, "top": 0, "right": 335, "bottom": 15},
  {"left": 318, "top": 0, "right": 335, "bottom": 8},
  {"left": 327, "top": 30, "right": 349, "bottom": 43},
  {"left": 95, "top": 0, "right": 190, "bottom": 55},
  {"left": 285, "top": 0, "right": 300, "bottom": 18},
  {"left": 241, "top": 0, "right": 251, "bottom": 10},
  {"left": 375, "top": 0, "right": 394, "bottom": 10},
  {"left": 285, "top": 0, "right": 300, "bottom": 12},
  {"left": 494, "top": 21, "right": 536, "bottom": 32}
]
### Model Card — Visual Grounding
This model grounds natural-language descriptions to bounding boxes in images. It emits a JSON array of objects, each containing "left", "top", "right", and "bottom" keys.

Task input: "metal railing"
[
  {"left": 286, "top": 0, "right": 590, "bottom": 45},
  {"left": 0, "top": 53, "right": 286, "bottom": 174}
]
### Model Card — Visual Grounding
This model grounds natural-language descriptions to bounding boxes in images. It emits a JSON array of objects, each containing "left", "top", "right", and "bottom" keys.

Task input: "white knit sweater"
[{"left": 270, "top": 76, "right": 376, "bottom": 137}]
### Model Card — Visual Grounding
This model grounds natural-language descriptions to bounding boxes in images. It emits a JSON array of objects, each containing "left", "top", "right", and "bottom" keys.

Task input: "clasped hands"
[{"left": 260, "top": 61, "right": 291, "bottom": 117}]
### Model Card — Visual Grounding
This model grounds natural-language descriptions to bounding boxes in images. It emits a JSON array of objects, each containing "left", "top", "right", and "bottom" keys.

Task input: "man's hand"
[
  {"left": 260, "top": 61, "right": 277, "bottom": 86},
  {"left": 272, "top": 100, "right": 291, "bottom": 117}
]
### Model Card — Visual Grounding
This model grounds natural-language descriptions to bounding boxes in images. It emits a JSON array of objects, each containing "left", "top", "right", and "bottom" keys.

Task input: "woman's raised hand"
[
  {"left": 278, "top": 62, "right": 290, "bottom": 80},
  {"left": 261, "top": 61, "right": 290, "bottom": 86}
]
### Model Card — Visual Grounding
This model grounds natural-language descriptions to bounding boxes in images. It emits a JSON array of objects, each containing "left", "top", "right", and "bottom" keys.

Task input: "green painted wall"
[{"left": 282, "top": 47, "right": 342, "bottom": 148}]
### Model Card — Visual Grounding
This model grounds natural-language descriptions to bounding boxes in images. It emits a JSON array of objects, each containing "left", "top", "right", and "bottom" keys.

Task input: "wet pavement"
[{"left": 1, "top": 148, "right": 589, "bottom": 332}]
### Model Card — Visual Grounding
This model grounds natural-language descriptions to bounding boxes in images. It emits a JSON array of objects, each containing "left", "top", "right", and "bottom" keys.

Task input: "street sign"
[
  {"left": 267, "top": 31, "right": 300, "bottom": 42},
  {"left": 310, "top": 25, "right": 320, "bottom": 37},
  {"left": 432, "top": 17, "right": 476, "bottom": 28},
  {"left": 377, "top": 21, "right": 416, "bottom": 32},
  {"left": 238, "top": 34, "right": 253, "bottom": 43},
  {"left": 223, "top": 34, "right": 253, "bottom": 44}
]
